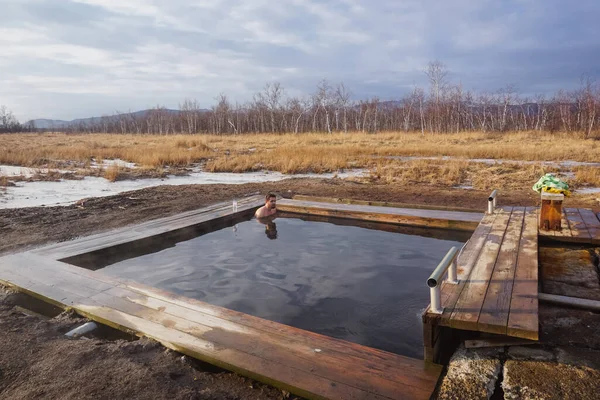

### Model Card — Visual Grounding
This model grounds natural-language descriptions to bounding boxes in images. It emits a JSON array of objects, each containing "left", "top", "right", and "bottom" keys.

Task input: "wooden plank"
[
  {"left": 450, "top": 208, "right": 512, "bottom": 331},
  {"left": 32, "top": 195, "right": 263, "bottom": 258},
  {"left": 434, "top": 212, "right": 498, "bottom": 327},
  {"left": 88, "top": 290, "right": 435, "bottom": 400},
  {"left": 577, "top": 208, "right": 600, "bottom": 245},
  {"left": 464, "top": 338, "right": 536, "bottom": 349},
  {"left": 292, "top": 195, "right": 482, "bottom": 213},
  {"left": 9, "top": 253, "right": 438, "bottom": 377},
  {"left": 507, "top": 207, "right": 539, "bottom": 340},
  {"left": 564, "top": 208, "right": 592, "bottom": 243},
  {"left": 277, "top": 199, "right": 482, "bottom": 231},
  {"left": 0, "top": 254, "right": 442, "bottom": 399},
  {"left": 478, "top": 207, "right": 525, "bottom": 335}
]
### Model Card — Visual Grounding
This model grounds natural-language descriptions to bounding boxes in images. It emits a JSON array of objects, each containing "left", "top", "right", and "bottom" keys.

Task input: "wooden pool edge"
[
  {"left": 278, "top": 199, "right": 482, "bottom": 232},
  {"left": 0, "top": 252, "right": 443, "bottom": 400},
  {"left": 0, "top": 194, "right": 488, "bottom": 400}
]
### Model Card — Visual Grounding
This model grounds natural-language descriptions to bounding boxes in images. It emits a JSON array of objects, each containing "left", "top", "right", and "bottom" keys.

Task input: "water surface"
[{"left": 100, "top": 216, "right": 467, "bottom": 358}]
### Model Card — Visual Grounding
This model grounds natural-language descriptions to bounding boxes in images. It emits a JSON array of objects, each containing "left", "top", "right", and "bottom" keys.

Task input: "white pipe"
[
  {"left": 448, "top": 259, "right": 458, "bottom": 284},
  {"left": 65, "top": 321, "right": 98, "bottom": 338},
  {"left": 487, "top": 199, "right": 494, "bottom": 214},
  {"left": 429, "top": 286, "right": 442, "bottom": 314},
  {"left": 539, "top": 293, "right": 600, "bottom": 312},
  {"left": 488, "top": 189, "right": 498, "bottom": 213}
]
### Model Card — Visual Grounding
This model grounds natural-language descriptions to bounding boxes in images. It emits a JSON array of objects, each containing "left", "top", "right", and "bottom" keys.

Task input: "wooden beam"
[
  {"left": 450, "top": 208, "right": 512, "bottom": 331},
  {"left": 478, "top": 207, "right": 525, "bottom": 335},
  {"left": 506, "top": 207, "right": 539, "bottom": 340}
]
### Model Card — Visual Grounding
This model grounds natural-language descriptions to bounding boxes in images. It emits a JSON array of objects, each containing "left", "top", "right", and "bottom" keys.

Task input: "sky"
[{"left": 1, "top": 0, "right": 599, "bottom": 121}]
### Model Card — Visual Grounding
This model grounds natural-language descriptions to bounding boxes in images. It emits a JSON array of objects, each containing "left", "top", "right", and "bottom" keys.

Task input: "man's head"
[{"left": 265, "top": 193, "right": 277, "bottom": 210}]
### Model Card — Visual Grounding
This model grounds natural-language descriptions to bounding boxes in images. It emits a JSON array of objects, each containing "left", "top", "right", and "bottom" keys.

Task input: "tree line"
[
  {"left": 0, "top": 106, "right": 32, "bottom": 133},
  {"left": 3, "top": 62, "right": 600, "bottom": 136}
]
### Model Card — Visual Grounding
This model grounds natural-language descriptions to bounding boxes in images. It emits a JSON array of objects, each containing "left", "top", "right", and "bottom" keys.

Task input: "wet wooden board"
[
  {"left": 277, "top": 199, "right": 482, "bottom": 231},
  {"left": 564, "top": 208, "right": 592, "bottom": 242},
  {"left": 291, "top": 195, "right": 482, "bottom": 213},
  {"left": 425, "top": 207, "right": 539, "bottom": 340},
  {"left": 538, "top": 207, "right": 598, "bottom": 244},
  {"left": 434, "top": 212, "right": 498, "bottom": 327},
  {"left": 449, "top": 208, "right": 512, "bottom": 331},
  {"left": 0, "top": 253, "right": 441, "bottom": 400},
  {"left": 577, "top": 208, "right": 600, "bottom": 245},
  {"left": 32, "top": 195, "right": 264, "bottom": 259},
  {"left": 478, "top": 207, "right": 525, "bottom": 335},
  {"left": 506, "top": 207, "right": 539, "bottom": 340}
]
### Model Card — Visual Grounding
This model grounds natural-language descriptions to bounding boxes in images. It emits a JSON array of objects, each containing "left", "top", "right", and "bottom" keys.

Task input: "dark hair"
[{"left": 265, "top": 193, "right": 277, "bottom": 201}]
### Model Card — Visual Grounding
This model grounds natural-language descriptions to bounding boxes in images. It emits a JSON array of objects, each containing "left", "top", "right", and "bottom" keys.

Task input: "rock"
[
  {"left": 437, "top": 345, "right": 503, "bottom": 399},
  {"left": 507, "top": 346, "right": 555, "bottom": 361},
  {"left": 539, "top": 247, "right": 600, "bottom": 300},
  {"left": 503, "top": 360, "right": 600, "bottom": 400},
  {"left": 556, "top": 347, "right": 600, "bottom": 370}
]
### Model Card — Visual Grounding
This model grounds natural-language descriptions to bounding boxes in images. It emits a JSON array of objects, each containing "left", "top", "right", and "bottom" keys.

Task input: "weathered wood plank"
[
  {"left": 0, "top": 253, "right": 441, "bottom": 399},
  {"left": 32, "top": 195, "right": 263, "bottom": 258},
  {"left": 564, "top": 208, "right": 592, "bottom": 243},
  {"left": 450, "top": 208, "right": 512, "bottom": 331},
  {"left": 435, "top": 212, "right": 498, "bottom": 327},
  {"left": 507, "top": 207, "right": 539, "bottom": 340},
  {"left": 277, "top": 199, "right": 481, "bottom": 231},
  {"left": 478, "top": 207, "right": 525, "bottom": 335},
  {"left": 577, "top": 208, "right": 600, "bottom": 245},
  {"left": 291, "top": 195, "right": 482, "bottom": 213},
  {"left": 12, "top": 253, "right": 437, "bottom": 377},
  {"left": 88, "top": 290, "right": 434, "bottom": 400}
]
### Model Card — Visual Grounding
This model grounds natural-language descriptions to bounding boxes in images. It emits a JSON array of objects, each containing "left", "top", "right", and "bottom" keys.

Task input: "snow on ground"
[{"left": 0, "top": 167, "right": 367, "bottom": 209}]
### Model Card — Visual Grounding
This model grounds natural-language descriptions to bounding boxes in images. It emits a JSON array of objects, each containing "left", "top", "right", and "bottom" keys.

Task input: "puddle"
[{"left": 0, "top": 167, "right": 367, "bottom": 209}]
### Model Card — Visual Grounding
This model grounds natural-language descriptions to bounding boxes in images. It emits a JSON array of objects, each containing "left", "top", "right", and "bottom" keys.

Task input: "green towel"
[{"left": 532, "top": 173, "right": 570, "bottom": 196}]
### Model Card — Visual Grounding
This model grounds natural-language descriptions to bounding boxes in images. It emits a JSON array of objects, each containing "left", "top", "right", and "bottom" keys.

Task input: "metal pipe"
[
  {"left": 427, "top": 247, "right": 459, "bottom": 314},
  {"left": 488, "top": 189, "right": 498, "bottom": 213},
  {"left": 65, "top": 321, "right": 98, "bottom": 338},
  {"left": 539, "top": 293, "right": 600, "bottom": 312},
  {"left": 430, "top": 287, "right": 442, "bottom": 314}
]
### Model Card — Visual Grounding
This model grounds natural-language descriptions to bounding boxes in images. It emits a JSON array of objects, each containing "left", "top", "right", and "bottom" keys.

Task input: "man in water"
[{"left": 255, "top": 193, "right": 277, "bottom": 219}]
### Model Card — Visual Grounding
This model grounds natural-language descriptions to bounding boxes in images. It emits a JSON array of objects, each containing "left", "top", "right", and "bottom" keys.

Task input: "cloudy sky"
[{"left": 2, "top": 0, "right": 599, "bottom": 121}]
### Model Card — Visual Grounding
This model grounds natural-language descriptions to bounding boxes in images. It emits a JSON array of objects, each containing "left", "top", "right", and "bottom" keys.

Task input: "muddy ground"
[{"left": 1, "top": 178, "right": 599, "bottom": 399}]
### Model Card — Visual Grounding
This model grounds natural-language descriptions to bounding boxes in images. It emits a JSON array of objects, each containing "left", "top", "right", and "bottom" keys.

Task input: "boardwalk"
[{"left": 423, "top": 205, "right": 600, "bottom": 360}]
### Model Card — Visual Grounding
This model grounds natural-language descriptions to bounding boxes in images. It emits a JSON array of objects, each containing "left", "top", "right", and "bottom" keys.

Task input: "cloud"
[{"left": 1, "top": 0, "right": 599, "bottom": 120}]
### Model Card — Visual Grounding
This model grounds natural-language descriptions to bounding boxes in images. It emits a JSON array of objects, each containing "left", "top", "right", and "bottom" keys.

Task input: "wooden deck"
[
  {"left": 1, "top": 196, "right": 445, "bottom": 400},
  {"left": 423, "top": 205, "right": 600, "bottom": 357},
  {"left": 538, "top": 207, "right": 600, "bottom": 245}
]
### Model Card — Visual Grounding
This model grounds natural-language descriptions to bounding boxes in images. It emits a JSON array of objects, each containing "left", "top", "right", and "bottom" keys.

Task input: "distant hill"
[{"left": 28, "top": 109, "right": 199, "bottom": 129}]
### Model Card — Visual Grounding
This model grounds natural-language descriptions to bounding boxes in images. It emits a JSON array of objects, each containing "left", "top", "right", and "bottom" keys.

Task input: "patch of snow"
[
  {"left": 0, "top": 165, "right": 41, "bottom": 177},
  {"left": 576, "top": 187, "right": 600, "bottom": 194},
  {"left": 0, "top": 169, "right": 367, "bottom": 209},
  {"left": 90, "top": 158, "right": 137, "bottom": 169}
]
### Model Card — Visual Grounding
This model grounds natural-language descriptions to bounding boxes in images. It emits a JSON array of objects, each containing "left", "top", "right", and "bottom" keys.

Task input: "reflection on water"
[{"left": 100, "top": 217, "right": 465, "bottom": 358}]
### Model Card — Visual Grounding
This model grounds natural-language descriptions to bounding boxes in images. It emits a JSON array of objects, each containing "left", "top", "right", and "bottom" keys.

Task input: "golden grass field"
[{"left": 0, "top": 131, "right": 599, "bottom": 189}]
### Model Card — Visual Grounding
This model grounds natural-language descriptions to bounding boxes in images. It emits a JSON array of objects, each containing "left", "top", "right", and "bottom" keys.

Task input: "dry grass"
[
  {"left": 1, "top": 132, "right": 599, "bottom": 189},
  {"left": 104, "top": 164, "right": 121, "bottom": 182},
  {"left": 573, "top": 166, "right": 600, "bottom": 187},
  {"left": 367, "top": 159, "right": 567, "bottom": 191}
]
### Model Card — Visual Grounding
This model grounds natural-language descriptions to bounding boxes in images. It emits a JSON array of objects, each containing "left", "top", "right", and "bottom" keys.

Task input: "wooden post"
[{"left": 539, "top": 192, "right": 564, "bottom": 231}]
